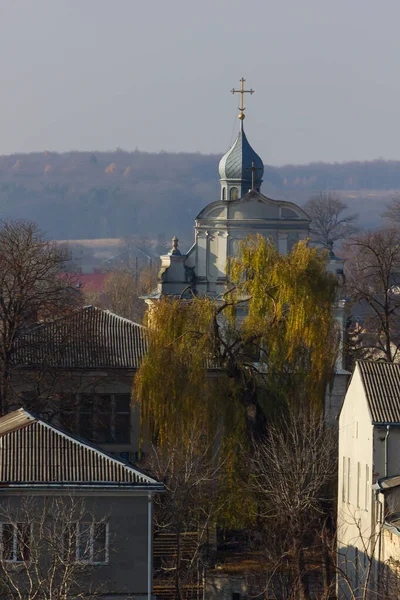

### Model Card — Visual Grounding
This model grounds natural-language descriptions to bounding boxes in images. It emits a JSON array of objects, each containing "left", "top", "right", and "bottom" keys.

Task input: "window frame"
[
  {"left": 0, "top": 522, "right": 31, "bottom": 564},
  {"left": 62, "top": 393, "right": 131, "bottom": 444},
  {"left": 65, "top": 522, "right": 109, "bottom": 566},
  {"left": 347, "top": 457, "right": 351, "bottom": 504},
  {"left": 230, "top": 187, "right": 239, "bottom": 201},
  {"left": 365, "top": 464, "right": 370, "bottom": 512}
]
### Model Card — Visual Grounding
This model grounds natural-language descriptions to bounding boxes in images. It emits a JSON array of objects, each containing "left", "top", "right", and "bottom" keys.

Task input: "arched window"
[
  {"left": 230, "top": 187, "right": 239, "bottom": 201},
  {"left": 222, "top": 187, "right": 226, "bottom": 200}
]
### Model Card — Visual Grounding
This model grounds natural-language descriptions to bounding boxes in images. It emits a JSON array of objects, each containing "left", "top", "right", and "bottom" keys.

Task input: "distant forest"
[{"left": 0, "top": 149, "right": 397, "bottom": 243}]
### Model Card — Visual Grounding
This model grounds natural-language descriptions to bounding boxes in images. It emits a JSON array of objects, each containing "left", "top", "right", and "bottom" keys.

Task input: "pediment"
[
  {"left": 234, "top": 190, "right": 310, "bottom": 221},
  {"left": 196, "top": 191, "right": 310, "bottom": 222},
  {"left": 196, "top": 202, "right": 227, "bottom": 219}
]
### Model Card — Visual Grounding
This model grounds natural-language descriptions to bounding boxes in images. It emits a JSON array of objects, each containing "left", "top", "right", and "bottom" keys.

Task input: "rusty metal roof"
[
  {"left": 0, "top": 409, "right": 161, "bottom": 488},
  {"left": 14, "top": 306, "right": 148, "bottom": 370},
  {"left": 358, "top": 360, "right": 400, "bottom": 424}
]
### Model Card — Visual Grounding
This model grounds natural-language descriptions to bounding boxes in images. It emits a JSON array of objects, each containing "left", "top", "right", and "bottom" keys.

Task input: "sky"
[{"left": 0, "top": 0, "right": 400, "bottom": 165}]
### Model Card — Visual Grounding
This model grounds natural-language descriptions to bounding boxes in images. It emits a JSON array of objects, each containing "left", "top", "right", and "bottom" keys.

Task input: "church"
[{"left": 145, "top": 78, "right": 349, "bottom": 421}]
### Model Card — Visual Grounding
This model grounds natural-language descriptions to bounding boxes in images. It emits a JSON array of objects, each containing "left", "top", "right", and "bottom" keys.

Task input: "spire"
[{"left": 219, "top": 79, "right": 264, "bottom": 201}]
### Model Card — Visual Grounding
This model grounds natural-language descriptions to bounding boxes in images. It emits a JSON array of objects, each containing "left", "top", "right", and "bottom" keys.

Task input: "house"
[
  {"left": 11, "top": 305, "right": 148, "bottom": 461},
  {"left": 337, "top": 360, "right": 400, "bottom": 598},
  {"left": 0, "top": 408, "right": 163, "bottom": 599}
]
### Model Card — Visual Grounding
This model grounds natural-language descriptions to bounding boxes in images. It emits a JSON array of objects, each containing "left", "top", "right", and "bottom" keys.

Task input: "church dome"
[{"left": 218, "top": 128, "right": 264, "bottom": 183}]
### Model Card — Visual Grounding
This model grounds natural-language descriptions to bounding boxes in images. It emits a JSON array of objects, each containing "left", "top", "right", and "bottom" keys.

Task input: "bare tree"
[
  {"left": 83, "top": 263, "right": 158, "bottom": 323},
  {"left": 345, "top": 228, "right": 400, "bottom": 363},
  {"left": 0, "top": 496, "right": 109, "bottom": 599},
  {"left": 250, "top": 412, "right": 337, "bottom": 600},
  {"left": 143, "top": 424, "right": 227, "bottom": 600},
  {"left": 383, "top": 194, "right": 400, "bottom": 224},
  {"left": 0, "top": 220, "right": 79, "bottom": 412},
  {"left": 304, "top": 192, "right": 358, "bottom": 249}
]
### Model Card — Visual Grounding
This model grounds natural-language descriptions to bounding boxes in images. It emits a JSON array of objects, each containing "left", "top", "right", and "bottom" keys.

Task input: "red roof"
[{"left": 68, "top": 272, "right": 107, "bottom": 293}]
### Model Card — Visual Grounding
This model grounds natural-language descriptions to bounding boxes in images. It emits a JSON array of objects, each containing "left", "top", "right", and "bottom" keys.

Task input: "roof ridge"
[
  {"left": 0, "top": 409, "right": 158, "bottom": 485},
  {"left": 97, "top": 307, "right": 147, "bottom": 329},
  {"left": 37, "top": 420, "right": 156, "bottom": 483},
  {"left": 22, "top": 305, "right": 147, "bottom": 332}
]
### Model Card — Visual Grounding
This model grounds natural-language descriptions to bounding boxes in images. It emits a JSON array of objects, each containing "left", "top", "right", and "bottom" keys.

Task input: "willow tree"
[{"left": 136, "top": 235, "right": 338, "bottom": 454}]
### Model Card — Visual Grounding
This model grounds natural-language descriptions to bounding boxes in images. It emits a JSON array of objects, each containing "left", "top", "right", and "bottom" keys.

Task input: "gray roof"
[
  {"left": 218, "top": 128, "right": 264, "bottom": 183},
  {"left": 0, "top": 409, "right": 162, "bottom": 489},
  {"left": 14, "top": 306, "right": 148, "bottom": 370},
  {"left": 358, "top": 360, "right": 400, "bottom": 424}
]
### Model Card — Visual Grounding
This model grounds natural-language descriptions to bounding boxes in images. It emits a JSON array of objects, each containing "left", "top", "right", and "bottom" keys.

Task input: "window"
[
  {"left": 357, "top": 462, "right": 361, "bottom": 508},
  {"left": 62, "top": 393, "right": 131, "bottom": 444},
  {"left": 365, "top": 464, "right": 370, "bottom": 512},
  {"left": 342, "top": 457, "right": 347, "bottom": 503},
  {"left": 347, "top": 457, "right": 351, "bottom": 504},
  {"left": 222, "top": 187, "right": 226, "bottom": 200},
  {"left": 230, "top": 187, "right": 239, "bottom": 200},
  {"left": 0, "top": 523, "right": 31, "bottom": 562},
  {"left": 64, "top": 522, "right": 109, "bottom": 565}
]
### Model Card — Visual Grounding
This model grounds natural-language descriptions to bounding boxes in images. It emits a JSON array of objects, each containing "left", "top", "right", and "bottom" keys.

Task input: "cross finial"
[
  {"left": 231, "top": 78, "right": 254, "bottom": 126},
  {"left": 246, "top": 161, "right": 263, "bottom": 190}
]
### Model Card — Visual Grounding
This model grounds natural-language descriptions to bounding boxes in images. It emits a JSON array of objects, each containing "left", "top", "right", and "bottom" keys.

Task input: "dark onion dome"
[{"left": 218, "top": 128, "right": 264, "bottom": 184}]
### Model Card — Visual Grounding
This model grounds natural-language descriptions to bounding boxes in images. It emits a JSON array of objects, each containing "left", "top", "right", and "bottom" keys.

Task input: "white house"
[{"left": 338, "top": 360, "right": 400, "bottom": 598}]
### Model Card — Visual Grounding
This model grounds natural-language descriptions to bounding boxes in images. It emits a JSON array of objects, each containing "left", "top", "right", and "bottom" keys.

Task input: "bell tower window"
[
  {"left": 222, "top": 187, "right": 226, "bottom": 201},
  {"left": 230, "top": 187, "right": 239, "bottom": 201}
]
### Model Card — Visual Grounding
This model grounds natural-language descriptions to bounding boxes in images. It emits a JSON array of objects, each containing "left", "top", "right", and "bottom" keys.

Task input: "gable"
[
  {"left": 228, "top": 197, "right": 280, "bottom": 219},
  {"left": 196, "top": 192, "right": 310, "bottom": 223},
  {"left": 0, "top": 410, "right": 160, "bottom": 488}
]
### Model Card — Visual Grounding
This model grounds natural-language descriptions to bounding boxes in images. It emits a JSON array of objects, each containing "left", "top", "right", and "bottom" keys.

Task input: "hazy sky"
[{"left": 1, "top": 0, "right": 400, "bottom": 165}]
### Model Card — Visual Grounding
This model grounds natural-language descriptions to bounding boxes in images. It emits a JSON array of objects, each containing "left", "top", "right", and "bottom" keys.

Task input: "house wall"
[
  {"left": 337, "top": 365, "right": 375, "bottom": 598},
  {"left": 12, "top": 370, "right": 141, "bottom": 460},
  {"left": 373, "top": 426, "right": 400, "bottom": 481},
  {"left": 0, "top": 492, "right": 152, "bottom": 599}
]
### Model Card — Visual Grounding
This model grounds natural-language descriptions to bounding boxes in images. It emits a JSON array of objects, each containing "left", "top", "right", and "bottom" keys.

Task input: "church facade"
[
  {"left": 146, "top": 79, "right": 349, "bottom": 422},
  {"left": 152, "top": 111, "right": 311, "bottom": 299}
]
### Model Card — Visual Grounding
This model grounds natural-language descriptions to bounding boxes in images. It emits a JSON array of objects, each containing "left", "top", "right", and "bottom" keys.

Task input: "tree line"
[{"left": 0, "top": 151, "right": 399, "bottom": 241}]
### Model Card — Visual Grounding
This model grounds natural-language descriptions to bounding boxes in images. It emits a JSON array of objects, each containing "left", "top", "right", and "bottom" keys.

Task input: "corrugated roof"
[
  {"left": 13, "top": 306, "right": 148, "bottom": 369},
  {"left": 0, "top": 409, "right": 161, "bottom": 488},
  {"left": 358, "top": 360, "right": 400, "bottom": 424}
]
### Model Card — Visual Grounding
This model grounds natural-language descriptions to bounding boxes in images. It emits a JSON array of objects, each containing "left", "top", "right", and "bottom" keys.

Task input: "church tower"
[
  {"left": 144, "top": 78, "right": 349, "bottom": 421},
  {"left": 149, "top": 78, "right": 311, "bottom": 299},
  {"left": 219, "top": 78, "right": 264, "bottom": 201}
]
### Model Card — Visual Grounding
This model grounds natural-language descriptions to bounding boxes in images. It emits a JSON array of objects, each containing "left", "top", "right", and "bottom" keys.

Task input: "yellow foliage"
[{"left": 135, "top": 235, "right": 338, "bottom": 522}]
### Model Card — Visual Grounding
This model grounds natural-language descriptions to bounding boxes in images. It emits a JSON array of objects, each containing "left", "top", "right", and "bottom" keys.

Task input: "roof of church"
[
  {"left": 0, "top": 408, "right": 162, "bottom": 489},
  {"left": 13, "top": 306, "right": 148, "bottom": 370},
  {"left": 357, "top": 360, "right": 400, "bottom": 424},
  {"left": 196, "top": 189, "right": 311, "bottom": 222},
  {"left": 218, "top": 128, "right": 264, "bottom": 183}
]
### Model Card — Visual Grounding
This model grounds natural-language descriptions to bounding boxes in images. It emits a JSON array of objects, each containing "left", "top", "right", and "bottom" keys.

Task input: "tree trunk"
[
  {"left": 293, "top": 545, "right": 310, "bottom": 600},
  {"left": 175, "top": 530, "right": 182, "bottom": 600},
  {"left": 321, "top": 522, "right": 331, "bottom": 596}
]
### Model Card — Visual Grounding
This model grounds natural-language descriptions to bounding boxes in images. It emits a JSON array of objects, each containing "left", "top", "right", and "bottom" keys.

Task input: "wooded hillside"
[{"left": 0, "top": 150, "right": 396, "bottom": 241}]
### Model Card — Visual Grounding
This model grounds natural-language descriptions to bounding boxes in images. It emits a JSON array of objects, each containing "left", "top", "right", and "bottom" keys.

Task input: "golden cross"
[
  {"left": 246, "top": 161, "right": 263, "bottom": 190},
  {"left": 231, "top": 78, "right": 254, "bottom": 121}
]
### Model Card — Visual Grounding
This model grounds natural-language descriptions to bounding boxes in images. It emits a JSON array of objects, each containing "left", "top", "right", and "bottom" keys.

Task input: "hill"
[{"left": 0, "top": 150, "right": 397, "bottom": 242}]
